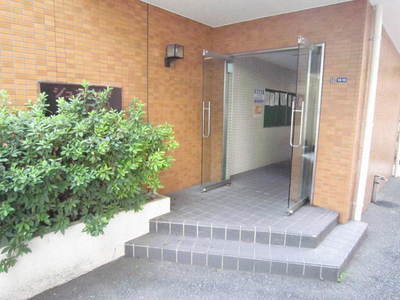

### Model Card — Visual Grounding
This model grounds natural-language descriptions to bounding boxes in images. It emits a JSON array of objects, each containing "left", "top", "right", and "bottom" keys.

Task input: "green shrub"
[{"left": 0, "top": 84, "right": 178, "bottom": 272}]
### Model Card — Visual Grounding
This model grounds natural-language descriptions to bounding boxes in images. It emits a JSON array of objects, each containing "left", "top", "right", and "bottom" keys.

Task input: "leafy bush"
[{"left": 0, "top": 84, "right": 178, "bottom": 272}]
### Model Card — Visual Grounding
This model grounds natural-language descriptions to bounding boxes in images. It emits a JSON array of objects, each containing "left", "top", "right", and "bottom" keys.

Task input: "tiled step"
[
  {"left": 126, "top": 221, "right": 367, "bottom": 281},
  {"left": 149, "top": 207, "right": 339, "bottom": 248}
]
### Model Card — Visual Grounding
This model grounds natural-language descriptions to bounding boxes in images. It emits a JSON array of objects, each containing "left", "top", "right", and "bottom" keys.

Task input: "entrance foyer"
[{"left": 125, "top": 162, "right": 367, "bottom": 281}]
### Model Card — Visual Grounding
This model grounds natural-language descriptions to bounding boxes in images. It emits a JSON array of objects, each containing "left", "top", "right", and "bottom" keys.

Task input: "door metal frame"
[
  {"left": 201, "top": 50, "right": 232, "bottom": 192},
  {"left": 230, "top": 46, "right": 298, "bottom": 57},
  {"left": 309, "top": 43, "right": 325, "bottom": 205},
  {"left": 288, "top": 42, "right": 325, "bottom": 214},
  {"left": 287, "top": 39, "right": 313, "bottom": 215},
  {"left": 202, "top": 47, "right": 299, "bottom": 194},
  {"left": 200, "top": 43, "right": 325, "bottom": 205},
  {"left": 203, "top": 49, "right": 232, "bottom": 60}
]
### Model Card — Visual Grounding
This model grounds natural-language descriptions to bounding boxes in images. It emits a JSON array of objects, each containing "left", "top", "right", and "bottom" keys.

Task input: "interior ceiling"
[
  {"left": 251, "top": 50, "right": 298, "bottom": 71},
  {"left": 141, "top": 0, "right": 400, "bottom": 53}
]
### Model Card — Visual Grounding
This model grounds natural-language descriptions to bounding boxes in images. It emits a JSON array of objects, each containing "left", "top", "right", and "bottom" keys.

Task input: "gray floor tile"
[
  {"left": 223, "top": 256, "right": 238, "bottom": 270},
  {"left": 238, "top": 258, "right": 254, "bottom": 272},
  {"left": 192, "top": 253, "right": 206, "bottom": 266},
  {"left": 208, "top": 254, "right": 222, "bottom": 268},
  {"left": 160, "top": 161, "right": 338, "bottom": 247},
  {"left": 254, "top": 260, "right": 270, "bottom": 273},
  {"left": 149, "top": 247, "right": 162, "bottom": 260},
  {"left": 134, "top": 246, "right": 148, "bottom": 259},
  {"left": 163, "top": 249, "right": 176, "bottom": 262},
  {"left": 271, "top": 261, "right": 287, "bottom": 275},
  {"left": 177, "top": 250, "right": 191, "bottom": 264}
]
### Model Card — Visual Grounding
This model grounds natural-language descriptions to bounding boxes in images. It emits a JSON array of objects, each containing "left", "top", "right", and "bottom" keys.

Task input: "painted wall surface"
[
  {"left": 366, "top": 30, "right": 400, "bottom": 204},
  {"left": 211, "top": 0, "right": 372, "bottom": 222},
  {"left": 0, "top": 197, "right": 170, "bottom": 300},
  {"left": 226, "top": 57, "right": 296, "bottom": 176}
]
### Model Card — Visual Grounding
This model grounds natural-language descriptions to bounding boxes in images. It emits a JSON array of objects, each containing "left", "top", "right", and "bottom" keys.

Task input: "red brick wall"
[
  {"left": 1, "top": 0, "right": 385, "bottom": 222},
  {"left": 147, "top": 6, "right": 210, "bottom": 192},
  {"left": 366, "top": 30, "right": 400, "bottom": 203},
  {"left": 210, "top": 0, "right": 371, "bottom": 222},
  {"left": 0, "top": 0, "right": 210, "bottom": 194},
  {"left": 0, "top": 0, "right": 148, "bottom": 108}
]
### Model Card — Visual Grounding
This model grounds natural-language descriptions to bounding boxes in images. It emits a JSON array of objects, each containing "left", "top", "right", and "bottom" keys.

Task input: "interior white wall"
[{"left": 226, "top": 56, "right": 297, "bottom": 176}]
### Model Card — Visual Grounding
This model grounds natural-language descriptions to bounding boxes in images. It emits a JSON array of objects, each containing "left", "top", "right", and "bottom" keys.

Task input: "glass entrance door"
[
  {"left": 288, "top": 37, "right": 324, "bottom": 214},
  {"left": 201, "top": 50, "right": 232, "bottom": 192}
]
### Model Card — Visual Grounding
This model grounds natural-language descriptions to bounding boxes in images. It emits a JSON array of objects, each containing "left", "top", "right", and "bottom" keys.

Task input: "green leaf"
[{"left": 0, "top": 85, "right": 178, "bottom": 272}]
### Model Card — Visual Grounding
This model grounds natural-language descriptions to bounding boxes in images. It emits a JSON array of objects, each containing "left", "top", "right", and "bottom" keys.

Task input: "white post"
[
  {"left": 354, "top": 4, "right": 383, "bottom": 221},
  {"left": 394, "top": 120, "right": 400, "bottom": 177}
]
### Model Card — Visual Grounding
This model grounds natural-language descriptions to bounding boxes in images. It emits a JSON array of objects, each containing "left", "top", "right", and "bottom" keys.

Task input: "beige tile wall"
[
  {"left": 365, "top": 30, "right": 400, "bottom": 205},
  {"left": 210, "top": 0, "right": 372, "bottom": 222},
  {"left": 0, "top": 0, "right": 148, "bottom": 108},
  {"left": 2, "top": 0, "right": 398, "bottom": 222},
  {"left": 0, "top": 0, "right": 210, "bottom": 194},
  {"left": 147, "top": 6, "right": 211, "bottom": 193}
]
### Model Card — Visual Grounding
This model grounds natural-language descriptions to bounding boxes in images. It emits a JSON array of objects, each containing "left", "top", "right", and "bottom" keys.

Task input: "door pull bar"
[
  {"left": 289, "top": 99, "right": 304, "bottom": 148},
  {"left": 202, "top": 101, "right": 211, "bottom": 138}
]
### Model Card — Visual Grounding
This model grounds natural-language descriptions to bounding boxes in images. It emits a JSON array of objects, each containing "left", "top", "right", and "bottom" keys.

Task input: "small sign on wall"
[
  {"left": 39, "top": 82, "right": 122, "bottom": 116},
  {"left": 253, "top": 89, "right": 265, "bottom": 118},
  {"left": 330, "top": 77, "right": 348, "bottom": 83}
]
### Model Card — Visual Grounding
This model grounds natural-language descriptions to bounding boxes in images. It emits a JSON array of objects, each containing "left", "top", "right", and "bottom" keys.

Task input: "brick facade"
[
  {"left": 1, "top": 0, "right": 399, "bottom": 222},
  {"left": 0, "top": 0, "right": 148, "bottom": 108},
  {"left": 210, "top": 0, "right": 372, "bottom": 222},
  {"left": 147, "top": 6, "right": 210, "bottom": 192},
  {"left": 0, "top": 0, "right": 210, "bottom": 194},
  {"left": 366, "top": 30, "right": 400, "bottom": 204}
]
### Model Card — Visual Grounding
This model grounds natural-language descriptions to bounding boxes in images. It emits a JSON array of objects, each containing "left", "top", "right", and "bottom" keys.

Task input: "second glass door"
[
  {"left": 288, "top": 37, "right": 324, "bottom": 214},
  {"left": 201, "top": 50, "right": 232, "bottom": 192}
]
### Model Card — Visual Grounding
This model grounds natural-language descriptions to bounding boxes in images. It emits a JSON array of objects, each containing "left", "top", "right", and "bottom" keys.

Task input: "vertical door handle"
[
  {"left": 202, "top": 101, "right": 211, "bottom": 138},
  {"left": 289, "top": 99, "right": 304, "bottom": 148},
  {"left": 207, "top": 101, "right": 211, "bottom": 137}
]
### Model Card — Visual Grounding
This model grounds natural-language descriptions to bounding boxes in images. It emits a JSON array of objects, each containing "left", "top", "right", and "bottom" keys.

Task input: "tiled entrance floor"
[
  {"left": 155, "top": 161, "right": 338, "bottom": 245},
  {"left": 127, "top": 161, "right": 368, "bottom": 281}
]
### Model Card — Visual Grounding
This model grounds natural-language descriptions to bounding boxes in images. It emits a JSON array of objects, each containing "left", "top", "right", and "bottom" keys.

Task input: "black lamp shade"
[
  {"left": 165, "top": 44, "right": 184, "bottom": 67},
  {"left": 166, "top": 44, "right": 184, "bottom": 58}
]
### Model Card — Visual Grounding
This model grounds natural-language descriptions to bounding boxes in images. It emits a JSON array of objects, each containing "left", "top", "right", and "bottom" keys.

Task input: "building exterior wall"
[
  {"left": 0, "top": 0, "right": 210, "bottom": 194},
  {"left": 1, "top": 0, "right": 395, "bottom": 222},
  {"left": 352, "top": 1, "right": 374, "bottom": 216},
  {"left": 0, "top": 0, "right": 148, "bottom": 108},
  {"left": 147, "top": 6, "right": 210, "bottom": 193},
  {"left": 211, "top": 0, "right": 371, "bottom": 222},
  {"left": 365, "top": 30, "right": 400, "bottom": 204}
]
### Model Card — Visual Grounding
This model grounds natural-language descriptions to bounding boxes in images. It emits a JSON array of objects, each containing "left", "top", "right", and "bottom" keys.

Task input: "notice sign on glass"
[
  {"left": 263, "top": 88, "right": 295, "bottom": 128},
  {"left": 253, "top": 88, "right": 265, "bottom": 118},
  {"left": 39, "top": 82, "right": 122, "bottom": 116}
]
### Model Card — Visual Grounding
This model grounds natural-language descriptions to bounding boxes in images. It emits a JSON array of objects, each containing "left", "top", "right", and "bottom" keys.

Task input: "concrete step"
[
  {"left": 149, "top": 207, "right": 338, "bottom": 248},
  {"left": 125, "top": 221, "right": 367, "bottom": 281}
]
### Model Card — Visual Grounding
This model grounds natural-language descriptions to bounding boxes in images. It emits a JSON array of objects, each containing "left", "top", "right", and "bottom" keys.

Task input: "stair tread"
[
  {"left": 154, "top": 205, "right": 339, "bottom": 237},
  {"left": 150, "top": 207, "right": 339, "bottom": 248},
  {"left": 127, "top": 221, "right": 367, "bottom": 269}
]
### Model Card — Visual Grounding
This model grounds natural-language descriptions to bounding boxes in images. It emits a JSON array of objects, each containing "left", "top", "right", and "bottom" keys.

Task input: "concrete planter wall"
[{"left": 0, "top": 195, "right": 170, "bottom": 300}]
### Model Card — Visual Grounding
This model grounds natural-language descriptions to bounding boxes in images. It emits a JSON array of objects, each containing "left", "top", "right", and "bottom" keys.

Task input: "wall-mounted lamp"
[{"left": 165, "top": 44, "right": 184, "bottom": 67}]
